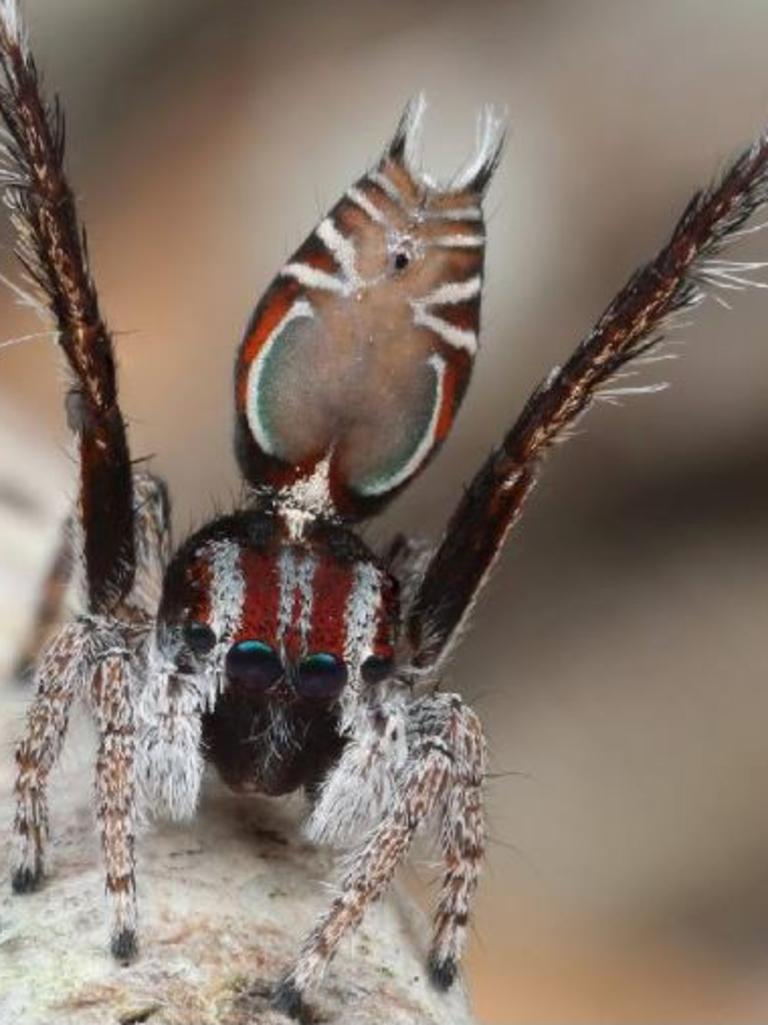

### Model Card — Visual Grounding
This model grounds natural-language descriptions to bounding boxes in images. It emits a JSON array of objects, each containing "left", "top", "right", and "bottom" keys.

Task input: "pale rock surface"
[{"left": 0, "top": 702, "right": 477, "bottom": 1025}]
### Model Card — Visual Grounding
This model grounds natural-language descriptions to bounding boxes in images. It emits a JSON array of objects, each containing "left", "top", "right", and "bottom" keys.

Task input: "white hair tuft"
[
  {"left": 387, "top": 93, "right": 428, "bottom": 175},
  {"left": 386, "top": 96, "right": 505, "bottom": 195},
  {"left": 0, "top": 0, "right": 24, "bottom": 48},
  {"left": 452, "top": 104, "right": 507, "bottom": 193}
]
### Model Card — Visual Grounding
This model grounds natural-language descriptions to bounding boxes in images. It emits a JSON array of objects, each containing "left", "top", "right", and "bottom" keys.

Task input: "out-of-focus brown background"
[{"left": 2, "top": 1, "right": 768, "bottom": 1021}]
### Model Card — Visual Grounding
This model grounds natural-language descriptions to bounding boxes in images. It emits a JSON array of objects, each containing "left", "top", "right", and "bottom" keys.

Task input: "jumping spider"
[{"left": 6, "top": 0, "right": 768, "bottom": 1018}]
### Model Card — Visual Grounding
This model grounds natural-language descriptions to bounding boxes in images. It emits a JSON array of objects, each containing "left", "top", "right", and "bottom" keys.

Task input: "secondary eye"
[
  {"left": 361, "top": 654, "right": 394, "bottom": 684},
  {"left": 296, "top": 653, "right": 348, "bottom": 700},
  {"left": 183, "top": 620, "right": 216, "bottom": 655},
  {"left": 225, "top": 640, "right": 283, "bottom": 691},
  {"left": 388, "top": 233, "right": 415, "bottom": 273}
]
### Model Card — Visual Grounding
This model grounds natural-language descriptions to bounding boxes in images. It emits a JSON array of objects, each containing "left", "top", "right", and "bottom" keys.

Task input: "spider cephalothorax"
[
  {"left": 7, "top": 0, "right": 768, "bottom": 1018},
  {"left": 152, "top": 507, "right": 399, "bottom": 796}
]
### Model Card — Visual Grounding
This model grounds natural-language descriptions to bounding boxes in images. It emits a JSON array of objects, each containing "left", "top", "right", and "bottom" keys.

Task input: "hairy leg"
[
  {"left": 11, "top": 618, "right": 94, "bottom": 891},
  {"left": 12, "top": 616, "right": 110, "bottom": 889},
  {"left": 89, "top": 651, "right": 140, "bottom": 962},
  {"left": 11, "top": 614, "right": 146, "bottom": 929},
  {"left": 0, "top": 3, "right": 136, "bottom": 614},
  {"left": 275, "top": 693, "right": 486, "bottom": 1018},
  {"left": 426, "top": 699, "right": 485, "bottom": 988}
]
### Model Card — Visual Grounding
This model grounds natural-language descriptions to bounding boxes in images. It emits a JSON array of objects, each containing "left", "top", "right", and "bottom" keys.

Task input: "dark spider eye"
[
  {"left": 361, "top": 655, "right": 394, "bottom": 684},
  {"left": 296, "top": 653, "right": 348, "bottom": 700},
  {"left": 225, "top": 640, "right": 283, "bottom": 690},
  {"left": 393, "top": 250, "right": 410, "bottom": 271},
  {"left": 183, "top": 620, "right": 216, "bottom": 655}
]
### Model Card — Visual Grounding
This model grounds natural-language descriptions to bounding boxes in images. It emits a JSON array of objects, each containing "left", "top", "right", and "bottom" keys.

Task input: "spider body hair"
[{"left": 5, "top": 0, "right": 768, "bottom": 1018}]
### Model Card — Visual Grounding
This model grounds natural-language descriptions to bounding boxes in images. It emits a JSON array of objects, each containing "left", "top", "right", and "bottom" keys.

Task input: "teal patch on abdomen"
[
  {"left": 247, "top": 300, "right": 447, "bottom": 499},
  {"left": 350, "top": 353, "right": 446, "bottom": 497},
  {"left": 246, "top": 301, "right": 336, "bottom": 462}
]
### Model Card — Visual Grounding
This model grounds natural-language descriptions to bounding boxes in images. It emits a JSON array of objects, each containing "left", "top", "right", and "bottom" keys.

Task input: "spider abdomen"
[{"left": 235, "top": 99, "right": 502, "bottom": 519}]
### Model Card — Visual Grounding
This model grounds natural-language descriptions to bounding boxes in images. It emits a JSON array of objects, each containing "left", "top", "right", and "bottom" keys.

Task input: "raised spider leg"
[
  {"left": 273, "top": 693, "right": 486, "bottom": 1019},
  {"left": 0, "top": 3, "right": 136, "bottom": 615},
  {"left": 407, "top": 130, "right": 768, "bottom": 672}
]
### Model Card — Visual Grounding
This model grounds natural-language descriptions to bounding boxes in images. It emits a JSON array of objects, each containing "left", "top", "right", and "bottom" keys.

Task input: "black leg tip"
[
  {"left": 111, "top": 927, "right": 139, "bottom": 964},
  {"left": 11, "top": 865, "right": 42, "bottom": 894},
  {"left": 428, "top": 953, "right": 458, "bottom": 992},
  {"left": 271, "top": 977, "right": 311, "bottom": 1023}
]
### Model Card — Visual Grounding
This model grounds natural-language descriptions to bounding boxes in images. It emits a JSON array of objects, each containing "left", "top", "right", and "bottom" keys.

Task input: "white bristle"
[
  {"left": 0, "top": 0, "right": 23, "bottom": 47},
  {"left": 452, "top": 104, "right": 506, "bottom": 192}
]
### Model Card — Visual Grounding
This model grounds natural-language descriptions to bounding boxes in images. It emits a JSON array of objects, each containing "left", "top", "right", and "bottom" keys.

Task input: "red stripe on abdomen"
[{"left": 236, "top": 277, "right": 301, "bottom": 408}]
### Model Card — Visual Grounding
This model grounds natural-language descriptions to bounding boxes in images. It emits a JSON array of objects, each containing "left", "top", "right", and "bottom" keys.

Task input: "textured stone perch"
[{"left": 0, "top": 702, "right": 476, "bottom": 1025}]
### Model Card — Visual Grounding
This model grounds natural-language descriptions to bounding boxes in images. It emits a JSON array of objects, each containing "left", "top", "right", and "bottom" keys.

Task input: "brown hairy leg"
[
  {"left": 0, "top": 4, "right": 135, "bottom": 613},
  {"left": 11, "top": 618, "right": 86, "bottom": 892},
  {"left": 90, "top": 650, "right": 140, "bottom": 961},
  {"left": 408, "top": 131, "right": 768, "bottom": 671},
  {"left": 273, "top": 694, "right": 486, "bottom": 1019},
  {"left": 12, "top": 615, "right": 146, "bottom": 952}
]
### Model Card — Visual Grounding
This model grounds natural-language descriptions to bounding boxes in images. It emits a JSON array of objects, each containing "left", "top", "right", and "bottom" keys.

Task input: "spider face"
[{"left": 157, "top": 509, "right": 399, "bottom": 708}]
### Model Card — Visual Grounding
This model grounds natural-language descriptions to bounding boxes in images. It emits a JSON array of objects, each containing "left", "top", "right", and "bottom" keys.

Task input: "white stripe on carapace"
[
  {"left": 296, "top": 552, "right": 316, "bottom": 651},
  {"left": 426, "top": 234, "right": 486, "bottom": 249},
  {"left": 368, "top": 168, "right": 408, "bottom": 210},
  {"left": 418, "top": 274, "right": 481, "bottom": 307},
  {"left": 317, "top": 217, "right": 362, "bottom": 290},
  {"left": 346, "top": 185, "right": 387, "bottom": 225},
  {"left": 411, "top": 307, "right": 478, "bottom": 354},
  {"left": 208, "top": 540, "right": 245, "bottom": 646},
  {"left": 281, "top": 262, "right": 346, "bottom": 294},
  {"left": 245, "top": 298, "right": 314, "bottom": 456},
  {"left": 277, "top": 547, "right": 317, "bottom": 658},
  {"left": 358, "top": 352, "right": 447, "bottom": 496},
  {"left": 343, "top": 560, "right": 383, "bottom": 674}
]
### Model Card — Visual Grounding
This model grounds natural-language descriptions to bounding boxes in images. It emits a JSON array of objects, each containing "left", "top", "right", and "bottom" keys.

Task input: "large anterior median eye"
[
  {"left": 225, "top": 640, "right": 283, "bottom": 690},
  {"left": 296, "top": 652, "right": 348, "bottom": 700}
]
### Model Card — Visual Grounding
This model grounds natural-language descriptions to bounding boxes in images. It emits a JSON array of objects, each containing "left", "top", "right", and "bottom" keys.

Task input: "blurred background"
[{"left": 1, "top": 1, "right": 768, "bottom": 1021}]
